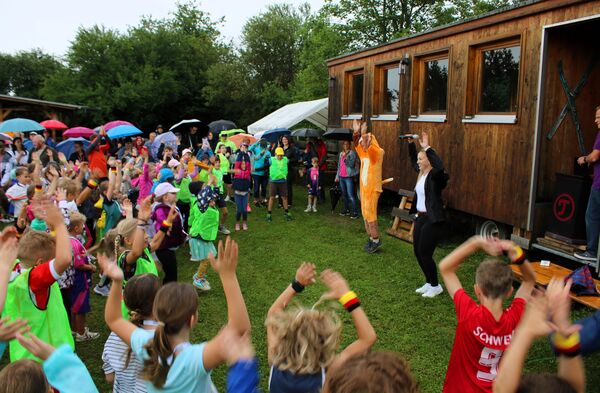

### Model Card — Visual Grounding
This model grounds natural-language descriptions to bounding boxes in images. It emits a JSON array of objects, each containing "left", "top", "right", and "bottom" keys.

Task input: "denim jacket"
[{"left": 336, "top": 150, "right": 359, "bottom": 179}]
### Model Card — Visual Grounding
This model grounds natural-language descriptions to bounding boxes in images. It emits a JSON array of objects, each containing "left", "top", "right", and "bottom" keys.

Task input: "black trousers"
[
  {"left": 177, "top": 201, "right": 190, "bottom": 230},
  {"left": 155, "top": 249, "right": 177, "bottom": 284},
  {"left": 413, "top": 215, "right": 443, "bottom": 286}
]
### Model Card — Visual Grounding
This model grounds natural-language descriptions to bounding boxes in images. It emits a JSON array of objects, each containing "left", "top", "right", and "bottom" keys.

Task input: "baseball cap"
[
  {"left": 275, "top": 147, "right": 284, "bottom": 156},
  {"left": 159, "top": 168, "right": 174, "bottom": 181},
  {"left": 154, "top": 182, "right": 180, "bottom": 198},
  {"left": 182, "top": 148, "right": 193, "bottom": 156},
  {"left": 167, "top": 159, "right": 180, "bottom": 169}
]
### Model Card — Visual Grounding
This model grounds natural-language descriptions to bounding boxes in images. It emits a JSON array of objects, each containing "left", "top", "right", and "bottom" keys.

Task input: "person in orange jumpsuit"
[{"left": 352, "top": 120, "right": 384, "bottom": 253}]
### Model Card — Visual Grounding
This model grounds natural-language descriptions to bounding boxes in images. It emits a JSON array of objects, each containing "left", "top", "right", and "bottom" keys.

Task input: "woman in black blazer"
[{"left": 407, "top": 132, "right": 448, "bottom": 298}]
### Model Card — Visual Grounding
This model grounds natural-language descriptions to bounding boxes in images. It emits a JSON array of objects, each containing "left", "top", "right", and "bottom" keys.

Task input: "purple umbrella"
[
  {"left": 104, "top": 120, "right": 132, "bottom": 131},
  {"left": 64, "top": 127, "right": 96, "bottom": 138}
]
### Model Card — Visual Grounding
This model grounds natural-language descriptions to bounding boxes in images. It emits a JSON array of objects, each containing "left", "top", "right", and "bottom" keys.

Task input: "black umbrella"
[
  {"left": 291, "top": 128, "right": 323, "bottom": 138},
  {"left": 323, "top": 128, "right": 353, "bottom": 141},
  {"left": 330, "top": 183, "right": 342, "bottom": 212},
  {"left": 208, "top": 120, "right": 237, "bottom": 134}
]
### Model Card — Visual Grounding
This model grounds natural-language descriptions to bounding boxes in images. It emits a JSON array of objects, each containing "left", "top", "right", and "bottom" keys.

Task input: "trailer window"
[
  {"left": 422, "top": 58, "right": 448, "bottom": 113},
  {"left": 349, "top": 72, "right": 364, "bottom": 114},
  {"left": 410, "top": 51, "right": 450, "bottom": 119},
  {"left": 381, "top": 65, "right": 400, "bottom": 114},
  {"left": 466, "top": 39, "right": 521, "bottom": 116}
]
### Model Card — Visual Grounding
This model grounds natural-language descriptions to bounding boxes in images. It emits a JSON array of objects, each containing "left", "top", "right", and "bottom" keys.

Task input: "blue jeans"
[
  {"left": 339, "top": 177, "right": 358, "bottom": 215},
  {"left": 235, "top": 193, "right": 249, "bottom": 221},
  {"left": 585, "top": 188, "right": 600, "bottom": 255}
]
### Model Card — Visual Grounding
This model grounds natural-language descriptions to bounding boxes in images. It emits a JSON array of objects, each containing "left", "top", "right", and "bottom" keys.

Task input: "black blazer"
[{"left": 408, "top": 143, "right": 448, "bottom": 223}]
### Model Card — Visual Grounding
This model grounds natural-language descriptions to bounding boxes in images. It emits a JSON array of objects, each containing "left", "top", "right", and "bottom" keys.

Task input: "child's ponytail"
[{"left": 141, "top": 282, "right": 198, "bottom": 388}]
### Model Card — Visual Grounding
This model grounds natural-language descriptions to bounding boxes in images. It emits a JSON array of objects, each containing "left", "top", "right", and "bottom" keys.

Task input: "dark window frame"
[
  {"left": 344, "top": 69, "right": 365, "bottom": 115},
  {"left": 374, "top": 63, "right": 400, "bottom": 115}
]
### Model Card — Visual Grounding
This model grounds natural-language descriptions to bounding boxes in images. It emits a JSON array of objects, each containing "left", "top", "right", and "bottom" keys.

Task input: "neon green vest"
[
  {"left": 189, "top": 201, "right": 219, "bottom": 241},
  {"left": 174, "top": 177, "right": 192, "bottom": 203},
  {"left": 119, "top": 248, "right": 159, "bottom": 318},
  {"left": 4, "top": 269, "right": 74, "bottom": 362},
  {"left": 270, "top": 156, "right": 288, "bottom": 181}
]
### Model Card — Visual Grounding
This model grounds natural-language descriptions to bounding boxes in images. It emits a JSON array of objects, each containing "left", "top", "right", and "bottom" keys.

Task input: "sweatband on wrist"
[
  {"left": 504, "top": 245, "right": 526, "bottom": 265},
  {"left": 162, "top": 220, "right": 172, "bottom": 228},
  {"left": 552, "top": 332, "right": 581, "bottom": 357},
  {"left": 34, "top": 185, "right": 43, "bottom": 194},
  {"left": 339, "top": 291, "right": 361, "bottom": 312},
  {"left": 291, "top": 279, "right": 305, "bottom": 293},
  {"left": 110, "top": 167, "right": 117, "bottom": 173},
  {"left": 87, "top": 179, "right": 98, "bottom": 189},
  {"left": 159, "top": 225, "right": 169, "bottom": 233}
]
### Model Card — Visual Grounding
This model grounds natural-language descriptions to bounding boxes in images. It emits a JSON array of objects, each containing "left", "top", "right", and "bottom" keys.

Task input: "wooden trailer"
[{"left": 326, "top": 0, "right": 600, "bottom": 269}]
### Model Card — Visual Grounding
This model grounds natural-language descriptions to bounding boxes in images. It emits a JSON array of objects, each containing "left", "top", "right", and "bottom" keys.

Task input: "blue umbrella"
[
  {"left": 0, "top": 118, "right": 45, "bottom": 133},
  {"left": 56, "top": 137, "right": 90, "bottom": 159},
  {"left": 151, "top": 131, "right": 178, "bottom": 158},
  {"left": 107, "top": 125, "right": 143, "bottom": 139},
  {"left": 260, "top": 128, "right": 290, "bottom": 143}
]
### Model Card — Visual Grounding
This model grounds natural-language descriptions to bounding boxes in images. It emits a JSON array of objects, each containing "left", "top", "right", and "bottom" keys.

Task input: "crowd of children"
[{"left": 0, "top": 127, "right": 596, "bottom": 393}]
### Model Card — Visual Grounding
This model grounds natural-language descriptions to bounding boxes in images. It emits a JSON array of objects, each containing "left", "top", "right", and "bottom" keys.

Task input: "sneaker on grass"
[
  {"left": 75, "top": 327, "right": 100, "bottom": 342},
  {"left": 415, "top": 283, "right": 431, "bottom": 294},
  {"left": 422, "top": 285, "right": 444, "bottom": 298},
  {"left": 93, "top": 284, "right": 109, "bottom": 297},
  {"left": 193, "top": 273, "right": 211, "bottom": 291},
  {"left": 218, "top": 225, "right": 231, "bottom": 235}
]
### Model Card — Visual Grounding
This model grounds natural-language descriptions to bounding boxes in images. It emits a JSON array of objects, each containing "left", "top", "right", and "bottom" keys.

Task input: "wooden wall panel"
[{"left": 329, "top": 1, "right": 600, "bottom": 229}]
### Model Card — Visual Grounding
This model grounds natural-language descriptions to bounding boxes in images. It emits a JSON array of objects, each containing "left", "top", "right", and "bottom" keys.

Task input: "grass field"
[{"left": 8, "top": 188, "right": 600, "bottom": 392}]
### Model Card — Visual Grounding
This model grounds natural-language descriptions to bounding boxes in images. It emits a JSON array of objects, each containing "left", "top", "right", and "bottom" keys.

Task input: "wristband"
[
  {"left": 110, "top": 167, "right": 117, "bottom": 173},
  {"left": 159, "top": 224, "right": 169, "bottom": 233},
  {"left": 339, "top": 291, "right": 361, "bottom": 312},
  {"left": 87, "top": 179, "right": 98, "bottom": 189},
  {"left": 504, "top": 245, "right": 526, "bottom": 265},
  {"left": 291, "top": 279, "right": 305, "bottom": 293},
  {"left": 34, "top": 185, "right": 43, "bottom": 194},
  {"left": 552, "top": 332, "right": 581, "bottom": 357},
  {"left": 162, "top": 220, "right": 172, "bottom": 228}
]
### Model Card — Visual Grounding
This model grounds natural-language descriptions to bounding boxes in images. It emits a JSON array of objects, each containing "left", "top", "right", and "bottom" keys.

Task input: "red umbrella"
[
  {"left": 64, "top": 127, "right": 96, "bottom": 138},
  {"left": 104, "top": 120, "right": 132, "bottom": 131},
  {"left": 40, "top": 119, "right": 68, "bottom": 129}
]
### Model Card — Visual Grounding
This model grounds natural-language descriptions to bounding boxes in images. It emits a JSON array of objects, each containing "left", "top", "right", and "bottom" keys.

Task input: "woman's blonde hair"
[{"left": 266, "top": 304, "right": 341, "bottom": 374}]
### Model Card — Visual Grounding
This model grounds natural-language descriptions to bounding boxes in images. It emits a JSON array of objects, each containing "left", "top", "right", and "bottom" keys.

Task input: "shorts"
[
  {"left": 71, "top": 282, "right": 91, "bottom": 315},
  {"left": 308, "top": 181, "right": 319, "bottom": 196},
  {"left": 190, "top": 238, "right": 217, "bottom": 261},
  {"left": 269, "top": 181, "right": 287, "bottom": 198},
  {"left": 216, "top": 193, "right": 227, "bottom": 208},
  {"left": 360, "top": 189, "right": 381, "bottom": 223},
  {"left": 223, "top": 173, "right": 232, "bottom": 185}
]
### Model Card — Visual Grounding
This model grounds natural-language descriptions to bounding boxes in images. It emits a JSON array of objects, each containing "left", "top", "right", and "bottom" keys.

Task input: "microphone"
[{"left": 398, "top": 134, "right": 419, "bottom": 140}]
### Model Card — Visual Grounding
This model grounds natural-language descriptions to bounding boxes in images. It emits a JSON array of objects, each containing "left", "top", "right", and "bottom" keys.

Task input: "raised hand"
[
  {"left": 97, "top": 254, "right": 124, "bottom": 282},
  {"left": 320, "top": 269, "right": 351, "bottom": 300},
  {"left": 478, "top": 236, "right": 504, "bottom": 256},
  {"left": 122, "top": 198, "right": 133, "bottom": 216},
  {"left": 546, "top": 278, "right": 581, "bottom": 337},
  {"left": 352, "top": 119, "right": 361, "bottom": 136},
  {"left": 518, "top": 290, "right": 557, "bottom": 338},
  {"left": 137, "top": 196, "right": 152, "bottom": 222},
  {"left": 419, "top": 131, "right": 429, "bottom": 149},
  {"left": 0, "top": 235, "right": 18, "bottom": 269},
  {"left": 57, "top": 152, "right": 67, "bottom": 163},
  {"left": 220, "top": 326, "right": 255, "bottom": 365},
  {"left": 0, "top": 318, "right": 29, "bottom": 341},
  {"left": 32, "top": 197, "right": 63, "bottom": 228},
  {"left": 16, "top": 333, "right": 54, "bottom": 361},
  {"left": 0, "top": 226, "right": 18, "bottom": 244},
  {"left": 208, "top": 237, "right": 239, "bottom": 276},
  {"left": 295, "top": 262, "right": 317, "bottom": 287},
  {"left": 360, "top": 121, "right": 368, "bottom": 135}
]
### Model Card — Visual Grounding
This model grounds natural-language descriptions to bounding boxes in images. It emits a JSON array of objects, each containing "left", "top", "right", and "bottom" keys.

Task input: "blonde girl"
[
  {"left": 266, "top": 264, "right": 377, "bottom": 393},
  {"left": 102, "top": 237, "right": 251, "bottom": 392}
]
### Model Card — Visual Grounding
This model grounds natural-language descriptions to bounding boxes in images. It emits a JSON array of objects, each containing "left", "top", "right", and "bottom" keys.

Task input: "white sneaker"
[
  {"left": 312, "top": 205, "right": 317, "bottom": 212},
  {"left": 415, "top": 283, "right": 431, "bottom": 294},
  {"left": 304, "top": 205, "right": 312, "bottom": 213},
  {"left": 422, "top": 285, "right": 444, "bottom": 298}
]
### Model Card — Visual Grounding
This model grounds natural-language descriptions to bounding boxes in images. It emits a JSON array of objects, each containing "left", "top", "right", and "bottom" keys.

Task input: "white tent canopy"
[{"left": 247, "top": 97, "right": 328, "bottom": 134}]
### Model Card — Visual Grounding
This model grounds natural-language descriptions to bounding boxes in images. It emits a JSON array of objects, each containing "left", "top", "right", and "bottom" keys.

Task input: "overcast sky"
[{"left": 1, "top": 0, "right": 326, "bottom": 57}]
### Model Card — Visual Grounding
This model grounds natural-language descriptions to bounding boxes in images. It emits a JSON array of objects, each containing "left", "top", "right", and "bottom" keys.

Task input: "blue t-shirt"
[{"left": 130, "top": 328, "right": 217, "bottom": 393}]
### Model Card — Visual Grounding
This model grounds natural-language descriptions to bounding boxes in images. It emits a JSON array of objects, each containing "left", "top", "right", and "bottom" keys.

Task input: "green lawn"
[{"left": 13, "top": 189, "right": 600, "bottom": 392}]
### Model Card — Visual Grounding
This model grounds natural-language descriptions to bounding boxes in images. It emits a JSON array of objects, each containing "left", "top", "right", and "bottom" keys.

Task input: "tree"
[
  {"left": 292, "top": 12, "right": 351, "bottom": 101},
  {"left": 0, "top": 50, "right": 63, "bottom": 98},
  {"left": 323, "top": 0, "right": 518, "bottom": 49},
  {"left": 240, "top": 4, "right": 304, "bottom": 89},
  {"left": 41, "top": 1, "right": 227, "bottom": 130}
]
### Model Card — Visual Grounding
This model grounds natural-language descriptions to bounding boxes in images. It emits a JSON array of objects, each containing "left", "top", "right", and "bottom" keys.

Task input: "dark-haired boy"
[{"left": 439, "top": 236, "right": 535, "bottom": 393}]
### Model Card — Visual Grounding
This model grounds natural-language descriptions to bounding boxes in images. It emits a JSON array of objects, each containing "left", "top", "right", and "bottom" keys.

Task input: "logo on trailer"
[{"left": 553, "top": 193, "right": 575, "bottom": 222}]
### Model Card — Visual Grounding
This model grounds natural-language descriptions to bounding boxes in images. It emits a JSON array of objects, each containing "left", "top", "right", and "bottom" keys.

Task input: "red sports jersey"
[{"left": 443, "top": 289, "right": 526, "bottom": 393}]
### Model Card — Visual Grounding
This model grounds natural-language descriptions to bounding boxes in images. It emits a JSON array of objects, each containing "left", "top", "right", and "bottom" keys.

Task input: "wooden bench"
[
  {"left": 386, "top": 189, "right": 415, "bottom": 243},
  {"left": 511, "top": 262, "right": 600, "bottom": 309}
]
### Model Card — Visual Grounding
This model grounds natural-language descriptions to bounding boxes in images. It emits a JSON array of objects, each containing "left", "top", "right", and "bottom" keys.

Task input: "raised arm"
[
  {"left": 99, "top": 254, "right": 136, "bottom": 346},
  {"left": 266, "top": 263, "right": 316, "bottom": 364},
  {"left": 203, "top": 238, "right": 251, "bottom": 370},
  {"left": 323, "top": 269, "right": 377, "bottom": 371},
  {"left": 37, "top": 198, "right": 72, "bottom": 275}
]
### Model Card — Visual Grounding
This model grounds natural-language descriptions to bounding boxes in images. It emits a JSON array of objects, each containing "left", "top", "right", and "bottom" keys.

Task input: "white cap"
[
  {"left": 182, "top": 148, "right": 193, "bottom": 156},
  {"left": 167, "top": 158, "right": 180, "bottom": 168},
  {"left": 154, "top": 183, "right": 180, "bottom": 198}
]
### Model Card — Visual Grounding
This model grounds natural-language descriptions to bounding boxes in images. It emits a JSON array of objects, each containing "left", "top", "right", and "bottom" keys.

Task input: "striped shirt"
[{"left": 102, "top": 332, "right": 147, "bottom": 393}]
